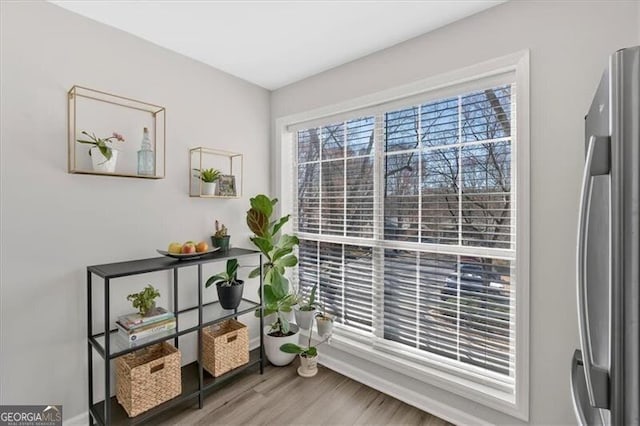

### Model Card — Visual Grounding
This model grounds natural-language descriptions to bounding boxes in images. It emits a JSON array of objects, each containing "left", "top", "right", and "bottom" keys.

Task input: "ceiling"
[{"left": 51, "top": 1, "right": 504, "bottom": 90}]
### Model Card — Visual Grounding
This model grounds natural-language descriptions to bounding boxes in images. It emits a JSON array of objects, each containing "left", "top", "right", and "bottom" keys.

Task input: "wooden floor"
[{"left": 154, "top": 363, "right": 452, "bottom": 426}]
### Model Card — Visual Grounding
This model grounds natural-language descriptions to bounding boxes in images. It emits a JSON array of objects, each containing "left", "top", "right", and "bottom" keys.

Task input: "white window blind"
[{"left": 293, "top": 79, "right": 517, "bottom": 393}]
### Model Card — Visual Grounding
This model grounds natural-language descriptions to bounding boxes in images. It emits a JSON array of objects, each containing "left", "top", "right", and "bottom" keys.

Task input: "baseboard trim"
[
  {"left": 319, "top": 351, "right": 494, "bottom": 426},
  {"left": 64, "top": 411, "right": 88, "bottom": 426}
]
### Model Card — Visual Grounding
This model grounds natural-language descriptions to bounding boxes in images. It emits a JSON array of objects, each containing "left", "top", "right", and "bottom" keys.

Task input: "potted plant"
[
  {"left": 211, "top": 220, "right": 230, "bottom": 252},
  {"left": 76, "top": 130, "right": 125, "bottom": 173},
  {"left": 315, "top": 307, "right": 334, "bottom": 338},
  {"left": 246, "top": 194, "right": 300, "bottom": 366},
  {"left": 205, "top": 258, "right": 244, "bottom": 310},
  {"left": 193, "top": 168, "right": 221, "bottom": 195},
  {"left": 126, "top": 285, "right": 161, "bottom": 317},
  {"left": 280, "top": 324, "right": 330, "bottom": 378},
  {"left": 294, "top": 283, "right": 318, "bottom": 330}
]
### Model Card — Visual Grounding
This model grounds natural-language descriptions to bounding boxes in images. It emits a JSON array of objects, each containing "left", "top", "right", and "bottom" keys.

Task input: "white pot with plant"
[
  {"left": 294, "top": 283, "right": 318, "bottom": 330},
  {"left": 246, "top": 194, "right": 301, "bottom": 366},
  {"left": 280, "top": 322, "right": 330, "bottom": 378},
  {"left": 194, "top": 168, "right": 221, "bottom": 195},
  {"left": 315, "top": 309, "right": 334, "bottom": 338},
  {"left": 77, "top": 130, "right": 125, "bottom": 173}
]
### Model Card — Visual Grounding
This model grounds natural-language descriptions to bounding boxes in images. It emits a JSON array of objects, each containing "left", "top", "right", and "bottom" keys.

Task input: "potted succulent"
[
  {"left": 294, "top": 284, "right": 319, "bottom": 330},
  {"left": 246, "top": 194, "right": 300, "bottom": 366},
  {"left": 205, "top": 258, "right": 244, "bottom": 310},
  {"left": 280, "top": 323, "right": 330, "bottom": 378},
  {"left": 126, "top": 285, "right": 161, "bottom": 317},
  {"left": 193, "top": 168, "right": 221, "bottom": 195},
  {"left": 76, "top": 130, "right": 125, "bottom": 173},
  {"left": 211, "top": 220, "right": 230, "bottom": 252}
]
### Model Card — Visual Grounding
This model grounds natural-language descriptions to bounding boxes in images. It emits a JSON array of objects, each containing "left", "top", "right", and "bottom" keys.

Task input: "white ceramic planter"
[
  {"left": 294, "top": 306, "right": 316, "bottom": 331},
  {"left": 90, "top": 147, "right": 118, "bottom": 173},
  {"left": 298, "top": 354, "right": 318, "bottom": 377},
  {"left": 264, "top": 324, "right": 300, "bottom": 366},
  {"left": 316, "top": 316, "right": 334, "bottom": 337},
  {"left": 201, "top": 182, "right": 216, "bottom": 195}
]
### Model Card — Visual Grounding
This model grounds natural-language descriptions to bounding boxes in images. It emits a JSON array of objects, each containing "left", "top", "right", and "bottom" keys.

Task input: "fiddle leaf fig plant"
[{"left": 246, "top": 194, "right": 299, "bottom": 335}]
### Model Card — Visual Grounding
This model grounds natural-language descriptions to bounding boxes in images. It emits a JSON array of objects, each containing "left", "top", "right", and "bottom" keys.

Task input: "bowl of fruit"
[{"left": 157, "top": 241, "right": 219, "bottom": 260}]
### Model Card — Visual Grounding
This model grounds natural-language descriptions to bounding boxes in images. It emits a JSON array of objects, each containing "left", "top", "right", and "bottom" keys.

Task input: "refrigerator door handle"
[{"left": 577, "top": 135, "right": 611, "bottom": 409}]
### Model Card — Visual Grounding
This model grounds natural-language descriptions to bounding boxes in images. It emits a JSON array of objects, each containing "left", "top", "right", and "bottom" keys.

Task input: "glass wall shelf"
[
  {"left": 68, "top": 85, "right": 166, "bottom": 179},
  {"left": 189, "top": 147, "right": 243, "bottom": 198}
]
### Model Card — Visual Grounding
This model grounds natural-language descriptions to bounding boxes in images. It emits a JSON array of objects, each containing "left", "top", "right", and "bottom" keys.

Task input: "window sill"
[{"left": 324, "top": 331, "right": 528, "bottom": 422}]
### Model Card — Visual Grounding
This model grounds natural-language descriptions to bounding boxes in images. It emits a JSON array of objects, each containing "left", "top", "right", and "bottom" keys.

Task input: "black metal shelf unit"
[{"left": 87, "top": 248, "right": 263, "bottom": 426}]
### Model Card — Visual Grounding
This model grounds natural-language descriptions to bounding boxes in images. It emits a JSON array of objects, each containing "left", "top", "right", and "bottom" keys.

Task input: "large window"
[{"left": 290, "top": 74, "right": 523, "bottom": 401}]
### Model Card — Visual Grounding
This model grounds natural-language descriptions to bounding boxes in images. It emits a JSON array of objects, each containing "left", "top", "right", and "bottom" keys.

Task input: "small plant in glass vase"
[
  {"left": 211, "top": 220, "right": 230, "bottom": 252},
  {"left": 294, "top": 283, "right": 319, "bottom": 331},
  {"left": 193, "top": 168, "right": 221, "bottom": 196},
  {"left": 205, "top": 258, "right": 244, "bottom": 310},
  {"left": 76, "top": 130, "right": 125, "bottom": 173},
  {"left": 126, "top": 285, "right": 161, "bottom": 317},
  {"left": 280, "top": 322, "right": 330, "bottom": 378}
]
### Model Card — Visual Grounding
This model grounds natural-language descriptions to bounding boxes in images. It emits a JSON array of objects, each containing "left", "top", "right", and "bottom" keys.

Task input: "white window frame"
[{"left": 273, "top": 50, "right": 530, "bottom": 420}]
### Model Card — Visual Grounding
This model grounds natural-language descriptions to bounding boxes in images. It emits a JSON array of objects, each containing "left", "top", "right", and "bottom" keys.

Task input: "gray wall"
[
  {"left": 271, "top": 1, "right": 638, "bottom": 424},
  {"left": 0, "top": 1, "right": 270, "bottom": 420}
]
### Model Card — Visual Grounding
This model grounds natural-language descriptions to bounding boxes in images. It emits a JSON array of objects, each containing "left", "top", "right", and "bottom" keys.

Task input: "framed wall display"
[{"left": 216, "top": 175, "right": 237, "bottom": 197}]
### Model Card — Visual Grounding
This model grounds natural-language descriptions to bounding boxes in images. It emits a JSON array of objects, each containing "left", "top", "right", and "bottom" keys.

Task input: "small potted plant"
[
  {"left": 126, "top": 285, "right": 161, "bottom": 317},
  {"left": 205, "top": 258, "right": 244, "bottom": 310},
  {"left": 315, "top": 306, "right": 334, "bottom": 338},
  {"left": 211, "top": 220, "right": 230, "bottom": 252},
  {"left": 76, "top": 130, "right": 125, "bottom": 173},
  {"left": 294, "top": 284, "right": 318, "bottom": 330},
  {"left": 193, "top": 168, "right": 221, "bottom": 195},
  {"left": 280, "top": 323, "right": 330, "bottom": 378}
]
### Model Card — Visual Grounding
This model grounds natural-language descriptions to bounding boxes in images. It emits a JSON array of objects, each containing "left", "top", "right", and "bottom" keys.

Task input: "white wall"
[
  {"left": 0, "top": 1, "right": 270, "bottom": 421},
  {"left": 271, "top": 1, "right": 638, "bottom": 425}
]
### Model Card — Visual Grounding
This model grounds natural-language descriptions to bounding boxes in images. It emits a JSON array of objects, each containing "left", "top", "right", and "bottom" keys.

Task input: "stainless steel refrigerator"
[{"left": 571, "top": 46, "right": 639, "bottom": 426}]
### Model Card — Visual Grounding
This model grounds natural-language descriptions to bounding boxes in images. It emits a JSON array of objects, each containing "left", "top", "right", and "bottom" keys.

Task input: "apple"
[
  {"left": 181, "top": 242, "right": 196, "bottom": 254},
  {"left": 168, "top": 242, "right": 182, "bottom": 254},
  {"left": 195, "top": 241, "right": 208, "bottom": 253}
]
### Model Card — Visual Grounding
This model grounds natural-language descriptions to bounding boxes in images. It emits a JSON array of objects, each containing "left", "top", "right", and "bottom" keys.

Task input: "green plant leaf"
[
  {"left": 250, "top": 236, "right": 273, "bottom": 256},
  {"left": 307, "top": 347, "right": 317, "bottom": 357},
  {"left": 309, "top": 283, "right": 317, "bottom": 306},
  {"left": 98, "top": 144, "right": 112, "bottom": 161},
  {"left": 248, "top": 266, "right": 262, "bottom": 279},
  {"left": 247, "top": 209, "right": 269, "bottom": 238},
  {"left": 270, "top": 269, "right": 288, "bottom": 299},
  {"left": 280, "top": 343, "right": 303, "bottom": 354},
  {"left": 226, "top": 258, "right": 239, "bottom": 279},
  {"left": 280, "top": 314, "right": 290, "bottom": 334},
  {"left": 274, "top": 254, "right": 297, "bottom": 269},
  {"left": 271, "top": 215, "right": 290, "bottom": 236},
  {"left": 250, "top": 194, "right": 273, "bottom": 217},
  {"left": 263, "top": 285, "right": 278, "bottom": 306},
  {"left": 76, "top": 139, "right": 97, "bottom": 145},
  {"left": 205, "top": 273, "right": 228, "bottom": 288}
]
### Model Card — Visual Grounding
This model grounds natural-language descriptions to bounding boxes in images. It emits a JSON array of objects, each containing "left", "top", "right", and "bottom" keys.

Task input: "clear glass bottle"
[{"left": 137, "top": 127, "right": 155, "bottom": 176}]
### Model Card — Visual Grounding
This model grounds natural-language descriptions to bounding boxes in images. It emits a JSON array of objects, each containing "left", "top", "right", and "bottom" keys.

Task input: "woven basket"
[
  {"left": 115, "top": 342, "right": 181, "bottom": 417},
  {"left": 202, "top": 319, "right": 249, "bottom": 377}
]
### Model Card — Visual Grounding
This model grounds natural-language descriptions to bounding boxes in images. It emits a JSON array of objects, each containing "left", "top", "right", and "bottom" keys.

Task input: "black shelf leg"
[
  {"left": 87, "top": 270, "right": 94, "bottom": 425},
  {"left": 104, "top": 278, "right": 111, "bottom": 425},
  {"left": 197, "top": 264, "right": 204, "bottom": 409},
  {"left": 173, "top": 268, "right": 179, "bottom": 349},
  {"left": 259, "top": 254, "right": 264, "bottom": 375}
]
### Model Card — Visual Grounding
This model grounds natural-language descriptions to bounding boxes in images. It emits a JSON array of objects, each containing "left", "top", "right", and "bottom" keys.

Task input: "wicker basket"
[
  {"left": 115, "top": 342, "right": 181, "bottom": 417},
  {"left": 202, "top": 319, "right": 249, "bottom": 377}
]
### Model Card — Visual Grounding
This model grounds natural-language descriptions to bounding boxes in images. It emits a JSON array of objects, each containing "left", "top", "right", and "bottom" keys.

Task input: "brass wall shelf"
[
  {"left": 189, "top": 147, "right": 243, "bottom": 199},
  {"left": 68, "top": 86, "right": 166, "bottom": 179}
]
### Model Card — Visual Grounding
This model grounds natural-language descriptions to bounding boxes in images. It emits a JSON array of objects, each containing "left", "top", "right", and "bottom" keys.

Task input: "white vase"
[
  {"left": 201, "top": 182, "right": 216, "bottom": 196},
  {"left": 263, "top": 324, "right": 300, "bottom": 366},
  {"left": 294, "top": 306, "right": 317, "bottom": 331},
  {"left": 90, "top": 147, "right": 118, "bottom": 173},
  {"left": 316, "top": 316, "right": 334, "bottom": 337}
]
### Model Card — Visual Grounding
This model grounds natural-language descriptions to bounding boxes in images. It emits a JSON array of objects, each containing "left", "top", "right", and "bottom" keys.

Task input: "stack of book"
[{"left": 116, "top": 307, "right": 176, "bottom": 343}]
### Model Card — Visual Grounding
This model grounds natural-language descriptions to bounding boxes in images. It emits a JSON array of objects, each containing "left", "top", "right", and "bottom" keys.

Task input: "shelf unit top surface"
[{"left": 87, "top": 248, "right": 259, "bottom": 278}]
